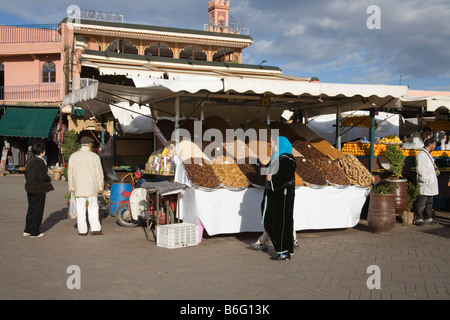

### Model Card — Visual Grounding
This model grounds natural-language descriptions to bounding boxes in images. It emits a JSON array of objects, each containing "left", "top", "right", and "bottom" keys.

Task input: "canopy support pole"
[
  {"left": 335, "top": 105, "right": 341, "bottom": 150},
  {"left": 369, "top": 108, "right": 375, "bottom": 174},
  {"left": 175, "top": 96, "right": 180, "bottom": 130}
]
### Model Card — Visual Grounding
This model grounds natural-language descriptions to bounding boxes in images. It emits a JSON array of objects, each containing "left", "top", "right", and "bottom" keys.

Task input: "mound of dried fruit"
[{"left": 211, "top": 156, "right": 249, "bottom": 189}]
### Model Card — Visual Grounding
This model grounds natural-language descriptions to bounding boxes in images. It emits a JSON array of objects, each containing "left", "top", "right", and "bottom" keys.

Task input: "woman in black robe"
[{"left": 262, "top": 136, "right": 296, "bottom": 260}]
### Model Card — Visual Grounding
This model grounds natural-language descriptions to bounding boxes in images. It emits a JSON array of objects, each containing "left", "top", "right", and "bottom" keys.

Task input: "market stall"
[
  {"left": 340, "top": 104, "right": 449, "bottom": 209},
  {"left": 62, "top": 75, "right": 409, "bottom": 235},
  {"left": 166, "top": 127, "right": 374, "bottom": 235},
  {"left": 175, "top": 161, "right": 369, "bottom": 235}
]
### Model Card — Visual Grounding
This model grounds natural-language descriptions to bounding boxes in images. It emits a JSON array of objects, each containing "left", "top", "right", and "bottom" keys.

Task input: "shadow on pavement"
[{"left": 40, "top": 208, "right": 68, "bottom": 233}]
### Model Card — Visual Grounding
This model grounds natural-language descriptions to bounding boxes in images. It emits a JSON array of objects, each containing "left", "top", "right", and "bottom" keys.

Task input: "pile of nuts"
[
  {"left": 224, "top": 139, "right": 255, "bottom": 163},
  {"left": 269, "top": 121, "right": 301, "bottom": 141},
  {"left": 174, "top": 118, "right": 373, "bottom": 190},
  {"left": 248, "top": 140, "right": 271, "bottom": 165},
  {"left": 237, "top": 163, "right": 266, "bottom": 187},
  {"left": 178, "top": 139, "right": 208, "bottom": 163},
  {"left": 295, "top": 157, "right": 327, "bottom": 186},
  {"left": 292, "top": 140, "right": 328, "bottom": 161},
  {"left": 309, "top": 138, "right": 345, "bottom": 160},
  {"left": 211, "top": 156, "right": 249, "bottom": 189},
  {"left": 183, "top": 158, "right": 221, "bottom": 189},
  {"left": 311, "top": 158, "right": 351, "bottom": 186},
  {"left": 202, "top": 140, "right": 225, "bottom": 160},
  {"left": 203, "top": 116, "right": 231, "bottom": 135},
  {"left": 335, "top": 154, "right": 374, "bottom": 187}
]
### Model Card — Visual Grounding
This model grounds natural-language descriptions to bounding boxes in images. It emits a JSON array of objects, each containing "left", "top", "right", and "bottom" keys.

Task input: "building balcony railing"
[
  {"left": 0, "top": 24, "right": 60, "bottom": 44},
  {"left": 0, "top": 83, "right": 61, "bottom": 102},
  {"left": 71, "top": 78, "right": 98, "bottom": 91}
]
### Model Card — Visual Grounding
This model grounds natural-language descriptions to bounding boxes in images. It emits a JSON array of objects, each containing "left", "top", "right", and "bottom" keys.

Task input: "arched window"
[
  {"left": 179, "top": 45, "right": 207, "bottom": 61},
  {"left": 42, "top": 62, "right": 56, "bottom": 83},
  {"left": 213, "top": 48, "right": 236, "bottom": 63},
  {"left": 106, "top": 39, "right": 138, "bottom": 54},
  {"left": 145, "top": 42, "right": 173, "bottom": 58}
]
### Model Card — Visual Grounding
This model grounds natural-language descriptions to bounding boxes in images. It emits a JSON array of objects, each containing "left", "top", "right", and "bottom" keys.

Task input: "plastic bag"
[{"left": 68, "top": 193, "right": 77, "bottom": 219}]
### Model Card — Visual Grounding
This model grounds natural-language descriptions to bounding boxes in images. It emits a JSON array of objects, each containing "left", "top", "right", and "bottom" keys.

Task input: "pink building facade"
[
  {"left": 0, "top": 24, "right": 71, "bottom": 171},
  {"left": 0, "top": 25, "right": 68, "bottom": 103}
]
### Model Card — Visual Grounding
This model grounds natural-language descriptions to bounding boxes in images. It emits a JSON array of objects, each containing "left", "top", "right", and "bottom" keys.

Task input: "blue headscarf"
[{"left": 271, "top": 136, "right": 292, "bottom": 161}]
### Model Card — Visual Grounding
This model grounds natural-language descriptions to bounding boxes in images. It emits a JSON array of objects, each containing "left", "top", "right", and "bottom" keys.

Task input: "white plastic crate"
[{"left": 157, "top": 223, "right": 198, "bottom": 249}]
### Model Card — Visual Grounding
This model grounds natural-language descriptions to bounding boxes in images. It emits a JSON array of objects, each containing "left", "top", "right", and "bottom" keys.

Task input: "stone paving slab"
[{"left": 0, "top": 174, "right": 449, "bottom": 304}]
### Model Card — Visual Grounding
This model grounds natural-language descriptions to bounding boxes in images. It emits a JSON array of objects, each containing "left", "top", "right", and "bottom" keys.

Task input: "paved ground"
[{"left": 1, "top": 174, "right": 449, "bottom": 306}]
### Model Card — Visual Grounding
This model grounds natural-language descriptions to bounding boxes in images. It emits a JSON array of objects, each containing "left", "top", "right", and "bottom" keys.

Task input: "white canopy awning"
[
  {"left": 62, "top": 75, "right": 409, "bottom": 121},
  {"left": 223, "top": 78, "right": 407, "bottom": 98},
  {"left": 221, "top": 78, "right": 408, "bottom": 117},
  {"left": 132, "top": 75, "right": 224, "bottom": 93},
  {"left": 401, "top": 95, "right": 450, "bottom": 112}
]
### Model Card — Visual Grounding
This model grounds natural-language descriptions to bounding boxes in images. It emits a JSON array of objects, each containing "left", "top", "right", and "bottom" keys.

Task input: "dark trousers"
[
  {"left": 415, "top": 195, "right": 434, "bottom": 220},
  {"left": 24, "top": 192, "right": 46, "bottom": 236}
]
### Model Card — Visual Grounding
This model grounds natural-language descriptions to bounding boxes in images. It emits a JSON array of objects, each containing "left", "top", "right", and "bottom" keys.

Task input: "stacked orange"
[
  {"left": 342, "top": 142, "right": 371, "bottom": 156},
  {"left": 374, "top": 144, "right": 386, "bottom": 156},
  {"left": 402, "top": 149, "right": 418, "bottom": 157},
  {"left": 342, "top": 143, "right": 389, "bottom": 156},
  {"left": 431, "top": 150, "right": 450, "bottom": 157}
]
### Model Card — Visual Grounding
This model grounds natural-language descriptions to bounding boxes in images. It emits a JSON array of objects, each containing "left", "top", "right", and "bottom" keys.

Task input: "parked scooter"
[{"left": 115, "top": 171, "right": 174, "bottom": 228}]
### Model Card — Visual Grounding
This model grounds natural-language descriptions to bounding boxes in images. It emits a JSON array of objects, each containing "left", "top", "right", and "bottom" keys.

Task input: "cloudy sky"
[{"left": 1, "top": 0, "right": 449, "bottom": 91}]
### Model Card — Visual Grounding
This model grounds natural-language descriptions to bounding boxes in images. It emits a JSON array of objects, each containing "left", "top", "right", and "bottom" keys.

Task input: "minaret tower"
[{"left": 208, "top": 0, "right": 230, "bottom": 33}]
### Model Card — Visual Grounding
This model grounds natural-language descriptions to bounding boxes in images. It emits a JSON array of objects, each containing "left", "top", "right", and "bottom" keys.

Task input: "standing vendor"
[
  {"left": 409, "top": 127, "right": 432, "bottom": 148},
  {"left": 415, "top": 139, "right": 439, "bottom": 226}
]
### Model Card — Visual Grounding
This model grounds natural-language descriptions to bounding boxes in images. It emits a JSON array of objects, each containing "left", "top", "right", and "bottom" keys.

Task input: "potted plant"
[
  {"left": 401, "top": 181, "right": 420, "bottom": 225},
  {"left": 61, "top": 130, "right": 80, "bottom": 181},
  {"left": 65, "top": 193, "right": 71, "bottom": 206},
  {"left": 367, "top": 181, "right": 397, "bottom": 233},
  {"left": 384, "top": 144, "right": 408, "bottom": 217}
]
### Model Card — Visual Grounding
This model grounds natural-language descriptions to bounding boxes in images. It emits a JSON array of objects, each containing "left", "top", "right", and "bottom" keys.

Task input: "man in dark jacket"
[{"left": 24, "top": 141, "right": 54, "bottom": 238}]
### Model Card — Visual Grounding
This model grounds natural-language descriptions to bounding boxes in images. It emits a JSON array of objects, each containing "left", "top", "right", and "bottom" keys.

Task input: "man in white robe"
[
  {"left": 68, "top": 136, "right": 104, "bottom": 235},
  {"left": 415, "top": 139, "right": 439, "bottom": 226}
]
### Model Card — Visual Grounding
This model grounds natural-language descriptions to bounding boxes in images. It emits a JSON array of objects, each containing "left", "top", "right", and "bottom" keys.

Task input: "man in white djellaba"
[
  {"left": 68, "top": 136, "right": 104, "bottom": 235},
  {"left": 415, "top": 138, "right": 439, "bottom": 226}
]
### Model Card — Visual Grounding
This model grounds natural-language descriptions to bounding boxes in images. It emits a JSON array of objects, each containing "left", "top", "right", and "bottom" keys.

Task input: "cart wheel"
[{"left": 116, "top": 203, "right": 139, "bottom": 227}]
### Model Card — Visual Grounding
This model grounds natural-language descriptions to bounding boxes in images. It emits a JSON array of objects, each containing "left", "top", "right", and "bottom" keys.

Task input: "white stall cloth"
[
  {"left": 178, "top": 186, "right": 369, "bottom": 236},
  {"left": 174, "top": 159, "right": 369, "bottom": 236}
]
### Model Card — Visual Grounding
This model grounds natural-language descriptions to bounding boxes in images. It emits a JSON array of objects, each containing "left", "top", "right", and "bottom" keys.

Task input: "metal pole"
[
  {"left": 369, "top": 108, "right": 375, "bottom": 174},
  {"left": 335, "top": 105, "right": 341, "bottom": 150}
]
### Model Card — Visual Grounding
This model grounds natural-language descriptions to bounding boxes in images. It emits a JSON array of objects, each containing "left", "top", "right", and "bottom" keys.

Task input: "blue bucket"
[{"left": 110, "top": 181, "right": 132, "bottom": 216}]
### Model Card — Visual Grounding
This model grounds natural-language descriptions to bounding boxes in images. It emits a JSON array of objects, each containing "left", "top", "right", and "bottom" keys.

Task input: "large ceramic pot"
[
  {"left": 367, "top": 193, "right": 396, "bottom": 233},
  {"left": 384, "top": 178, "right": 408, "bottom": 217}
]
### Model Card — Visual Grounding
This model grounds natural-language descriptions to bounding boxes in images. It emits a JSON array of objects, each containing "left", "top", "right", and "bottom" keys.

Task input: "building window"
[
  {"left": 145, "top": 42, "right": 173, "bottom": 58},
  {"left": 42, "top": 62, "right": 56, "bottom": 83},
  {"left": 179, "top": 45, "right": 207, "bottom": 61},
  {"left": 107, "top": 39, "right": 138, "bottom": 54},
  {"left": 213, "top": 48, "right": 236, "bottom": 63}
]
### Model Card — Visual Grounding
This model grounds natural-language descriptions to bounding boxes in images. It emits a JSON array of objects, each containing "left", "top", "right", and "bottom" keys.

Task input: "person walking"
[
  {"left": 250, "top": 228, "right": 299, "bottom": 252},
  {"left": 24, "top": 141, "right": 54, "bottom": 238},
  {"left": 68, "top": 136, "right": 104, "bottom": 235},
  {"left": 415, "top": 138, "right": 439, "bottom": 226},
  {"left": 261, "top": 136, "right": 296, "bottom": 260}
]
